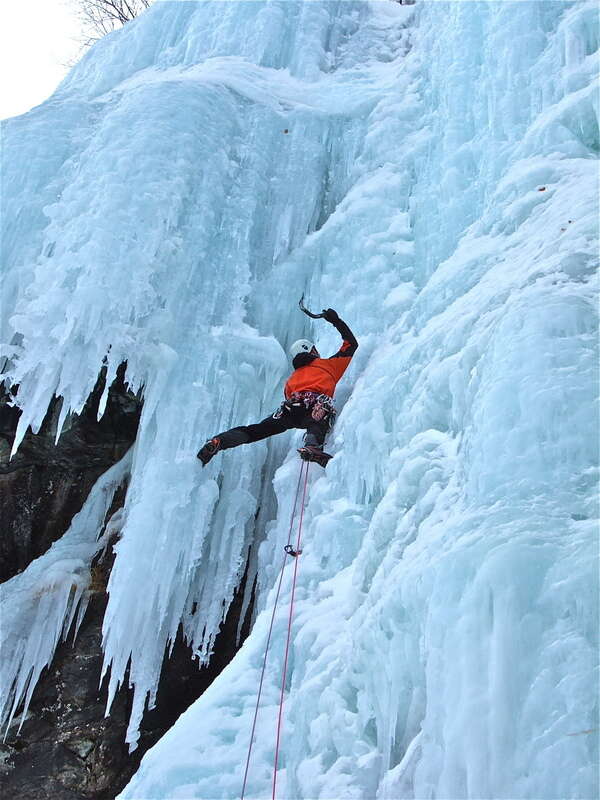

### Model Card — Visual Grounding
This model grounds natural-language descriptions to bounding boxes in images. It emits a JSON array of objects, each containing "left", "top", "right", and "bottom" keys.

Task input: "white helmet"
[{"left": 290, "top": 339, "right": 317, "bottom": 359}]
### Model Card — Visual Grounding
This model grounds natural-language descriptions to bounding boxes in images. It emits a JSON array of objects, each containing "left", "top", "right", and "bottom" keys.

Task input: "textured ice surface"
[{"left": 1, "top": 0, "right": 598, "bottom": 797}]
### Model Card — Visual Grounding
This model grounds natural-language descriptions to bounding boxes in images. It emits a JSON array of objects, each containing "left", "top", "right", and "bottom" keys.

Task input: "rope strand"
[
  {"left": 272, "top": 461, "right": 310, "bottom": 799},
  {"left": 240, "top": 460, "right": 307, "bottom": 800}
]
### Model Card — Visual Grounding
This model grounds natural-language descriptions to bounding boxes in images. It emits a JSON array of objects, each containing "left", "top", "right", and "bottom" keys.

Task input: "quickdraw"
[{"left": 310, "top": 393, "right": 336, "bottom": 423}]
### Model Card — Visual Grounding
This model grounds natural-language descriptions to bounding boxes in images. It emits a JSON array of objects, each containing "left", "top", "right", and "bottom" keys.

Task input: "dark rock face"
[
  {"left": 0, "top": 366, "right": 254, "bottom": 799},
  {"left": 0, "top": 564, "right": 254, "bottom": 800},
  {"left": 0, "top": 363, "right": 141, "bottom": 582},
  {"left": 0, "top": 589, "right": 136, "bottom": 800}
]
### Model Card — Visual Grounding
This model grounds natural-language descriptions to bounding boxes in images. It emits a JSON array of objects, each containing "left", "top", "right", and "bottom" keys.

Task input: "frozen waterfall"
[{"left": 1, "top": 1, "right": 598, "bottom": 798}]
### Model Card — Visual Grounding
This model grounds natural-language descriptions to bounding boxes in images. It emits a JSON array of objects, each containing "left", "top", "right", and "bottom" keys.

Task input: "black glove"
[
  {"left": 321, "top": 308, "right": 340, "bottom": 324},
  {"left": 322, "top": 309, "right": 358, "bottom": 352}
]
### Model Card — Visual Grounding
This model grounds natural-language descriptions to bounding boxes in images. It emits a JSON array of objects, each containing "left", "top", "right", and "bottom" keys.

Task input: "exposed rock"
[
  {"left": 0, "top": 363, "right": 141, "bottom": 581},
  {"left": 65, "top": 738, "right": 95, "bottom": 761},
  {"left": 0, "top": 368, "right": 254, "bottom": 798},
  {"left": 0, "top": 560, "right": 254, "bottom": 800}
]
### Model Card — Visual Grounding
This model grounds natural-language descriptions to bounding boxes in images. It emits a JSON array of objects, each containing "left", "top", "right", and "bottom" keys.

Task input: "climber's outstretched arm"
[{"left": 322, "top": 308, "right": 358, "bottom": 358}]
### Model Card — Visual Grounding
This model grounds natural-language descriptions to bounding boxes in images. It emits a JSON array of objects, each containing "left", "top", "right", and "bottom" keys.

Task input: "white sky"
[{"left": 1, "top": 1, "right": 81, "bottom": 120}]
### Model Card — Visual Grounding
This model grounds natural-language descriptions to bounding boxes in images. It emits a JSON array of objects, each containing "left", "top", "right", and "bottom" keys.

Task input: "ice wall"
[{"left": 1, "top": 1, "right": 598, "bottom": 798}]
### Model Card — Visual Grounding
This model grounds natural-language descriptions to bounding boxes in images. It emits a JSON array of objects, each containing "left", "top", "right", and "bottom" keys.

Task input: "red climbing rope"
[
  {"left": 272, "top": 461, "right": 310, "bottom": 800},
  {"left": 240, "top": 460, "right": 307, "bottom": 800}
]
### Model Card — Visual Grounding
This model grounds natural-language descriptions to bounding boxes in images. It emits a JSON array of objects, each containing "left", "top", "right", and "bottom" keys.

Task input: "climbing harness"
[
  {"left": 240, "top": 459, "right": 311, "bottom": 800},
  {"left": 273, "top": 391, "right": 336, "bottom": 426}
]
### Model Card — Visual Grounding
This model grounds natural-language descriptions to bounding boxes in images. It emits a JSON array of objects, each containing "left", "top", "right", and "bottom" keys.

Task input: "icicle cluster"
[{"left": 1, "top": 1, "right": 597, "bottom": 797}]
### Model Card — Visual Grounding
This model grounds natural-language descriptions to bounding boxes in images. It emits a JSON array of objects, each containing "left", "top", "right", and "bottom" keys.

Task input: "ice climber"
[{"left": 197, "top": 307, "right": 357, "bottom": 468}]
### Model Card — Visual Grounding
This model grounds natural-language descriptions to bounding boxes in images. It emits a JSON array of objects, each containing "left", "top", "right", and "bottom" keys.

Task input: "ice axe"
[{"left": 298, "top": 293, "right": 325, "bottom": 319}]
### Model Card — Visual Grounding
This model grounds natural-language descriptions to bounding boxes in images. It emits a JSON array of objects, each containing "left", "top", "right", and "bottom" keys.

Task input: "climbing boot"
[
  {"left": 297, "top": 445, "right": 332, "bottom": 468},
  {"left": 197, "top": 437, "right": 221, "bottom": 466}
]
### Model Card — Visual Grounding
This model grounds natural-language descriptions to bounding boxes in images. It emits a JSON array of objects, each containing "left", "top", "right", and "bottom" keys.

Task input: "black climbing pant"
[{"left": 217, "top": 405, "right": 331, "bottom": 450}]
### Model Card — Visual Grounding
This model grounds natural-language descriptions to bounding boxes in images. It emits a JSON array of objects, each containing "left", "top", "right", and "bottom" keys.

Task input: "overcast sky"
[{"left": 1, "top": 1, "right": 81, "bottom": 120}]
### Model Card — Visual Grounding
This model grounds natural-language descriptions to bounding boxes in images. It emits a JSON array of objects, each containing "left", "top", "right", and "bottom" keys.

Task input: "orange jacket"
[{"left": 284, "top": 339, "right": 356, "bottom": 399}]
